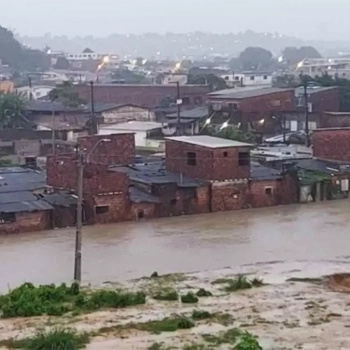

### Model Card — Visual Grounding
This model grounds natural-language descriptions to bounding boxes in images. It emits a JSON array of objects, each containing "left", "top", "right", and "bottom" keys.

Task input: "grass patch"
[
  {"left": 0, "top": 282, "right": 146, "bottom": 318},
  {"left": 99, "top": 317, "right": 195, "bottom": 335},
  {"left": 212, "top": 276, "right": 265, "bottom": 292},
  {"left": 148, "top": 343, "right": 177, "bottom": 350},
  {"left": 0, "top": 328, "right": 89, "bottom": 350},
  {"left": 202, "top": 328, "right": 262, "bottom": 349},
  {"left": 196, "top": 289, "right": 213, "bottom": 297},
  {"left": 152, "top": 288, "right": 178, "bottom": 301},
  {"left": 181, "top": 292, "right": 199, "bottom": 304},
  {"left": 192, "top": 310, "right": 212, "bottom": 320}
]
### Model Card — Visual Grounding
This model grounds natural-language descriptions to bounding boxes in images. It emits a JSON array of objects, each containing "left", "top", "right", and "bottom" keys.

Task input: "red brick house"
[
  {"left": 313, "top": 127, "right": 350, "bottom": 162},
  {"left": 76, "top": 84, "right": 210, "bottom": 110}
]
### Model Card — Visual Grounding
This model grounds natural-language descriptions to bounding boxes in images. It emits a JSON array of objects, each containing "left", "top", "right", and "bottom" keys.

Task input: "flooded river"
[{"left": 0, "top": 200, "right": 350, "bottom": 292}]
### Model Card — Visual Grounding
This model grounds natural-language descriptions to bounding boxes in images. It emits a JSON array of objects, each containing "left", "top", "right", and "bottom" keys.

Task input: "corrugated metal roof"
[
  {"left": 0, "top": 191, "right": 38, "bottom": 204},
  {"left": 250, "top": 162, "right": 282, "bottom": 181},
  {"left": 43, "top": 192, "right": 78, "bottom": 207},
  {"left": 166, "top": 106, "right": 208, "bottom": 119},
  {"left": 0, "top": 200, "right": 53, "bottom": 213},
  {"left": 129, "top": 187, "right": 161, "bottom": 204}
]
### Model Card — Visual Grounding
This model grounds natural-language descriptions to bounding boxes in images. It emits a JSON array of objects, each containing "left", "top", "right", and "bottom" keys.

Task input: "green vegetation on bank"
[
  {"left": 212, "top": 276, "right": 265, "bottom": 292},
  {"left": 0, "top": 328, "right": 89, "bottom": 350},
  {"left": 0, "top": 282, "right": 145, "bottom": 318}
]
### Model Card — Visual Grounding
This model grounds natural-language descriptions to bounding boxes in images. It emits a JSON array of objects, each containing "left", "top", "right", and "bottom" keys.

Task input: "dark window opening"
[
  {"left": 229, "top": 103, "right": 238, "bottom": 111},
  {"left": 223, "top": 152, "right": 228, "bottom": 158},
  {"left": 137, "top": 210, "right": 144, "bottom": 219},
  {"left": 263, "top": 75, "right": 268, "bottom": 80},
  {"left": 25, "top": 157, "right": 36, "bottom": 166},
  {"left": 170, "top": 199, "right": 177, "bottom": 205},
  {"left": 187, "top": 152, "right": 197, "bottom": 166},
  {"left": 250, "top": 76, "right": 255, "bottom": 81},
  {"left": 265, "top": 187, "right": 273, "bottom": 195},
  {"left": 182, "top": 97, "right": 191, "bottom": 105},
  {"left": 238, "top": 152, "right": 250, "bottom": 166},
  {"left": 95, "top": 205, "right": 109, "bottom": 214},
  {"left": 0, "top": 213, "right": 16, "bottom": 223}
]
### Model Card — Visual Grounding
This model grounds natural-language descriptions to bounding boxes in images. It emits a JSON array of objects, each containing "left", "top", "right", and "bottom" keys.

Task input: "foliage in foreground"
[
  {"left": 181, "top": 292, "right": 199, "bottom": 304},
  {"left": 152, "top": 288, "right": 179, "bottom": 301},
  {"left": 212, "top": 276, "right": 265, "bottom": 292},
  {"left": 0, "top": 282, "right": 145, "bottom": 318},
  {"left": 0, "top": 328, "right": 89, "bottom": 350}
]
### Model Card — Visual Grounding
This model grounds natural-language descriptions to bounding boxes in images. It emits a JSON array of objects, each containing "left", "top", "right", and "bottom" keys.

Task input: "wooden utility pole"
[
  {"left": 90, "top": 81, "right": 98, "bottom": 135},
  {"left": 74, "top": 147, "right": 84, "bottom": 281},
  {"left": 176, "top": 81, "right": 182, "bottom": 136}
]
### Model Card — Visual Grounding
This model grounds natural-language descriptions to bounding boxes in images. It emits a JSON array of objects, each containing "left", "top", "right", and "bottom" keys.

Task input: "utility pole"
[
  {"left": 52, "top": 109, "right": 56, "bottom": 154},
  {"left": 176, "top": 81, "right": 182, "bottom": 136},
  {"left": 282, "top": 115, "right": 286, "bottom": 144},
  {"left": 74, "top": 147, "right": 84, "bottom": 282},
  {"left": 28, "top": 76, "right": 33, "bottom": 100},
  {"left": 303, "top": 82, "right": 310, "bottom": 148},
  {"left": 90, "top": 81, "right": 98, "bottom": 135}
]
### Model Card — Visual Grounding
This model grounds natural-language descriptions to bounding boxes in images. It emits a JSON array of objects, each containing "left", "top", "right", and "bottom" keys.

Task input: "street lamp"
[{"left": 74, "top": 138, "right": 111, "bottom": 282}]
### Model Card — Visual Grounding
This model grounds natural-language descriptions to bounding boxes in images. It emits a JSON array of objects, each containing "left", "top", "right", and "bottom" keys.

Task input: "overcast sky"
[{"left": 0, "top": 0, "right": 347, "bottom": 40}]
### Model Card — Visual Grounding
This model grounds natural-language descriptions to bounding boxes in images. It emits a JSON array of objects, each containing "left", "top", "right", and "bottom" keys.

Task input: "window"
[
  {"left": 170, "top": 199, "right": 177, "bottom": 205},
  {"left": 224, "top": 76, "right": 229, "bottom": 80},
  {"left": 263, "top": 75, "right": 268, "bottom": 80},
  {"left": 265, "top": 187, "right": 273, "bottom": 195},
  {"left": 229, "top": 103, "right": 238, "bottom": 111},
  {"left": 95, "top": 205, "right": 109, "bottom": 214},
  {"left": 238, "top": 152, "right": 250, "bottom": 166},
  {"left": 223, "top": 152, "right": 228, "bottom": 158},
  {"left": 187, "top": 152, "right": 197, "bottom": 166},
  {"left": 137, "top": 210, "right": 145, "bottom": 219},
  {"left": 0, "top": 213, "right": 16, "bottom": 223},
  {"left": 182, "top": 97, "right": 191, "bottom": 105},
  {"left": 234, "top": 76, "right": 240, "bottom": 81},
  {"left": 250, "top": 76, "right": 255, "bottom": 81}
]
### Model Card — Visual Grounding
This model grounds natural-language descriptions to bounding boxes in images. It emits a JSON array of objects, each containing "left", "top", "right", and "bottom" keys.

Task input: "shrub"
[
  {"left": 192, "top": 310, "right": 212, "bottom": 320},
  {"left": 181, "top": 292, "right": 199, "bottom": 304},
  {"left": 6, "top": 328, "right": 89, "bottom": 350},
  {"left": 196, "top": 288, "right": 213, "bottom": 297},
  {"left": 152, "top": 289, "right": 178, "bottom": 301},
  {"left": 140, "top": 317, "right": 194, "bottom": 333}
]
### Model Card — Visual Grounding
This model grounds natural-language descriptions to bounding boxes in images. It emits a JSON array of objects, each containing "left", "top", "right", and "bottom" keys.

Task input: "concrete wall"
[
  {"left": 102, "top": 106, "right": 155, "bottom": 124},
  {"left": 0, "top": 211, "right": 50, "bottom": 234},
  {"left": 165, "top": 140, "right": 251, "bottom": 181}
]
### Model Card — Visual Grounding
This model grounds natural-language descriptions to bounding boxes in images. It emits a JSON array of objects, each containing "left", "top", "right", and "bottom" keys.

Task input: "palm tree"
[{"left": 0, "top": 92, "right": 28, "bottom": 129}]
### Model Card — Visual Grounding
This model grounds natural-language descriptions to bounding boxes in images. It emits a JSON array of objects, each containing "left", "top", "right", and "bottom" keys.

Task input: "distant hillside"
[
  {"left": 18, "top": 30, "right": 350, "bottom": 59},
  {"left": 0, "top": 25, "right": 49, "bottom": 71}
]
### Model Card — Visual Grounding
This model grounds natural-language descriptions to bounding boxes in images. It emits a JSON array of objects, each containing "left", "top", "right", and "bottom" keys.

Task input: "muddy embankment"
[{"left": 1, "top": 263, "right": 350, "bottom": 349}]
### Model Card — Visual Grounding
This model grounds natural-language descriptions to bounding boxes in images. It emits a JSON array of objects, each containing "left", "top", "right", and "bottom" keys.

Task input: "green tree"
[
  {"left": 83, "top": 47, "right": 94, "bottom": 53},
  {"left": 187, "top": 73, "right": 228, "bottom": 91},
  {"left": 273, "top": 74, "right": 300, "bottom": 88},
  {"left": 205, "top": 125, "right": 256, "bottom": 143},
  {"left": 0, "top": 26, "right": 49, "bottom": 71},
  {"left": 49, "top": 81, "right": 86, "bottom": 107},
  {"left": 0, "top": 92, "right": 28, "bottom": 129},
  {"left": 282, "top": 46, "right": 322, "bottom": 65},
  {"left": 238, "top": 47, "right": 273, "bottom": 71}
]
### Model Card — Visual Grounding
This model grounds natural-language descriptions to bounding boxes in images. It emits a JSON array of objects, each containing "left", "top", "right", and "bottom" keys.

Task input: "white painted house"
[
  {"left": 99, "top": 121, "right": 165, "bottom": 151},
  {"left": 222, "top": 72, "right": 272, "bottom": 87}
]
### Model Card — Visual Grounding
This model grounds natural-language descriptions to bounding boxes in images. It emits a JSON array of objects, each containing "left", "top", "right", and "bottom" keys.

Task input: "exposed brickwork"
[
  {"left": 0, "top": 212, "right": 50, "bottom": 234},
  {"left": 249, "top": 180, "right": 281, "bottom": 208},
  {"left": 305, "top": 88, "right": 340, "bottom": 114},
  {"left": 85, "top": 194, "right": 129, "bottom": 225},
  {"left": 211, "top": 182, "right": 249, "bottom": 212},
  {"left": 130, "top": 203, "right": 156, "bottom": 221},
  {"left": 76, "top": 84, "right": 210, "bottom": 109},
  {"left": 78, "top": 133, "right": 135, "bottom": 166},
  {"left": 320, "top": 112, "right": 350, "bottom": 128},
  {"left": 52, "top": 207, "right": 76, "bottom": 228},
  {"left": 313, "top": 128, "right": 350, "bottom": 161},
  {"left": 165, "top": 140, "right": 251, "bottom": 181}
]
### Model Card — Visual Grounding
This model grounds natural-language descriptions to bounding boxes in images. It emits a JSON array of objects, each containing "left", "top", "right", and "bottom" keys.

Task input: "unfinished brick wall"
[
  {"left": 85, "top": 193, "right": 129, "bottom": 225},
  {"left": 77, "top": 133, "right": 135, "bottom": 166},
  {"left": 130, "top": 203, "right": 156, "bottom": 221},
  {"left": 166, "top": 140, "right": 251, "bottom": 181},
  {"left": 211, "top": 182, "right": 249, "bottom": 212},
  {"left": 313, "top": 128, "right": 350, "bottom": 161},
  {"left": 248, "top": 180, "right": 281, "bottom": 208},
  {"left": 76, "top": 84, "right": 210, "bottom": 109},
  {"left": 0, "top": 211, "right": 50, "bottom": 234},
  {"left": 51, "top": 206, "right": 76, "bottom": 228}
]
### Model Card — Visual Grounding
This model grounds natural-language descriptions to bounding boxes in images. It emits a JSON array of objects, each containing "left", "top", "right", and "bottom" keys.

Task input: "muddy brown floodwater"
[{"left": 0, "top": 200, "right": 350, "bottom": 292}]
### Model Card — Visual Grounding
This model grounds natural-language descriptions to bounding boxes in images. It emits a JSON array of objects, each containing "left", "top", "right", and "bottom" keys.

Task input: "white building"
[
  {"left": 161, "top": 74, "right": 188, "bottom": 86},
  {"left": 295, "top": 57, "right": 350, "bottom": 79},
  {"left": 17, "top": 85, "right": 53, "bottom": 100},
  {"left": 99, "top": 121, "right": 166, "bottom": 151},
  {"left": 222, "top": 72, "right": 272, "bottom": 87}
]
